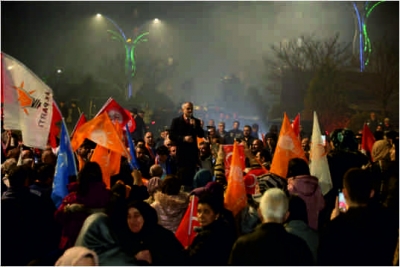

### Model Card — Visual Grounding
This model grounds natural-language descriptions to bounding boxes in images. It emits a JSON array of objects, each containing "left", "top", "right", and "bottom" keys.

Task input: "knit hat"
[
  {"left": 193, "top": 169, "right": 213, "bottom": 189},
  {"left": 55, "top": 246, "right": 99, "bottom": 266}
]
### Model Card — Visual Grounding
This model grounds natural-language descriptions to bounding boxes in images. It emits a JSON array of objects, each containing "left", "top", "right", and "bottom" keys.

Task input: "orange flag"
[
  {"left": 224, "top": 142, "right": 247, "bottom": 216},
  {"left": 197, "top": 137, "right": 205, "bottom": 148},
  {"left": 70, "top": 112, "right": 130, "bottom": 159},
  {"left": 90, "top": 145, "right": 121, "bottom": 189},
  {"left": 270, "top": 113, "right": 308, "bottom": 179}
]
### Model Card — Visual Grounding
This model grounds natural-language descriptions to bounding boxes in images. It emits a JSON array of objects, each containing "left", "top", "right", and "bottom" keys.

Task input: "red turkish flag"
[
  {"left": 48, "top": 102, "right": 62, "bottom": 148},
  {"left": 222, "top": 144, "right": 245, "bottom": 179},
  {"left": 70, "top": 113, "right": 87, "bottom": 138},
  {"left": 175, "top": 196, "right": 200, "bottom": 247},
  {"left": 291, "top": 113, "right": 300, "bottom": 138},
  {"left": 361, "top": 123, "right": 375, "bottom": 161},
  {"left": 95, "top": 98, "right": 130, "bottom": 128},
  {"left": 123, "top": 108, "right": 136, "bottom": 133}
]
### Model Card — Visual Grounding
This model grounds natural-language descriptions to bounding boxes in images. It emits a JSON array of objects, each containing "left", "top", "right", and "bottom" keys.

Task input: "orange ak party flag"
[
  {"left": 224, "top": 141, "right": 247, "bottom": 217},
  {"left": 90, "top": 122, "right": 124, "bottom": 188},
  {"left": 270, "top": 113, "right": 308, "bottom": 179},
  {"left": 70, "top": 112, "right": 129, "bottom": 159}
]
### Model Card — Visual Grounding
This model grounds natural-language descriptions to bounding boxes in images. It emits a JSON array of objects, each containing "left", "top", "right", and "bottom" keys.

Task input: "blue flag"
[
  {"left": 125, "top": 124, "right": 139, "bottom": 170},
  {"left": 51, "top": 119, "right": 78, "bottom": 208}
]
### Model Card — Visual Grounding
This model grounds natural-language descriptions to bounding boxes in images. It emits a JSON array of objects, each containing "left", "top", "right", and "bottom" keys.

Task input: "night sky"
[{"left": 2, "top": 1, "right": 399, "bottom": 104}]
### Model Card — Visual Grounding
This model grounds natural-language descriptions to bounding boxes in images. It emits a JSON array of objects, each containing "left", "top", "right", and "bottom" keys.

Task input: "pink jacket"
[{"left": 287, "top": 175, "right": 325, "bottom": 230}]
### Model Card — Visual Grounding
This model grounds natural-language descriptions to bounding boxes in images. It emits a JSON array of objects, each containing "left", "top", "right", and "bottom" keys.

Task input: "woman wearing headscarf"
[
  {"left": 286, "top": 158, "right": 325, "bottom": 230},
  {"left": 193, "top": 169, "right": 213, "bottom": 189},
  {"left": 369, "top": 139, "right": 398, "bottom": 206},
  {"left": 185, "top": 193, "right": 236, "bottom": 265},
  {"left": 55, "top": 246, "right": 98, "bottom": 266},
  {"left": 151, "top": 175, "right": 189, "bottom": 233},
  {"left": 120, "top": 201, "right": 185, "bottom": 265},
  {"left": 75, "top": 213, "right": 137, "bottom": 266},
  {"left": 55, "top": 162, "right": 111, "bottom": 251}
]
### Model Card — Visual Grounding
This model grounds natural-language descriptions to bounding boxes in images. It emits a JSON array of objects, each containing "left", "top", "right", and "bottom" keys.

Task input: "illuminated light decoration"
[
  {"left": 101, "top": 15, "right": 149, "bottom": 99},
  {"left": 351, "top": 1, "right": 385, "bottom": 72}
]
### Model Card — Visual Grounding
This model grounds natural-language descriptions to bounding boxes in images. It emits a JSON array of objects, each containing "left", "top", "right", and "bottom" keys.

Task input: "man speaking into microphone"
[{"left": 169, "top": 101, "right": 204, "bottom": 191}]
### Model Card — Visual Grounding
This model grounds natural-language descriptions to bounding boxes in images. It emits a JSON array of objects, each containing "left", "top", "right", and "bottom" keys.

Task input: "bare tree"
[{"left": 364, "top": 36, "right": 399, "bottom": 118}]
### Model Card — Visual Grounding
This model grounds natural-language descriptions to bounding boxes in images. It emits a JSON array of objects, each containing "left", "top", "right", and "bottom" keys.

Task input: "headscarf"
[
  {"left": 372, "top": 140, "right": 392, "bottom": 162},
  {"left": 55, "top": 246, "right": 98, "bottom": 266},
  {"left": 191, "top": 181, "right": 225, "bottom": 204},
  {"left": 193, "top": 169, "right": 213, "bottom": 189},
  {"left": 75, "top": 213, "right": 136, "bottom": 266},
  {"left": 127, "top": 200, "right": 158, "bottom": 232}
]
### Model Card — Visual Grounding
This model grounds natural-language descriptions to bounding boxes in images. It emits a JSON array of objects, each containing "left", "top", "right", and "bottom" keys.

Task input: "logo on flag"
[{"left": 13, "top": 81, "right": 41, "bottom": 114}]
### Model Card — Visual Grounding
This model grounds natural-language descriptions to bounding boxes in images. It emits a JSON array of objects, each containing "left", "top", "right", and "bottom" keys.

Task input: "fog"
[{"left": 2, "top": 1, "right": 397, "bottom": 124}]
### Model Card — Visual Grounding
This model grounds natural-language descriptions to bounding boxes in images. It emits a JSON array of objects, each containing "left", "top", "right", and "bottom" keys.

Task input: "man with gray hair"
[
  {"left": 229, "top": 188, "right": 313, "bottom": 266},
  {"left": 169, "top": 102, "right": 204, "bottom": 191}
]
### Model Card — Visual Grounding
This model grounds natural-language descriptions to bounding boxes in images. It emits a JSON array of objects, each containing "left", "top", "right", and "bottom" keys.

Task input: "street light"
[
  {"left": 57, "top": 69, "right": 62, "bottom": 74},
  {"left": 95, "top": 14, "right": 152, "bottom": 99},
  {"left": 153, "top": 18, "right": 160, "bottom": 23},
  {"left": 96, "top": 13, "right": 102, "bottom": 17}
]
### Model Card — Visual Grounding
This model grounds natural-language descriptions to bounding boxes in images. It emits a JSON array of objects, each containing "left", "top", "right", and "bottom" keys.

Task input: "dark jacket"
[
  {"left": 132, "top": 115, "right": 146, "bottom": 141},
  {"left": 54, "top": 182, "right": 111, "bottom": 250},
  {"left": 2, "top": 187, "right": 58, "bottom": 266},
  {"left": 169, "top": 115, "right": 204, "bottom": 165},
  {"left": 187, "top": 218, "right": 236, "bottom": 266},
  {"left": 318, "top": 205, "right": 398, "bottom": 266},
  {"left": 121, "top": 224, "right": 185, "bottom": 265},
  {"left": 229, "top": 223, "right": 314, "bottom": 266}
]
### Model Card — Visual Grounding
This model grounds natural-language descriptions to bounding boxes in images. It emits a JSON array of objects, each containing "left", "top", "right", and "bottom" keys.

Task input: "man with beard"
[{"left": 169, "top": 102, "right": 204, "bottom": 191}]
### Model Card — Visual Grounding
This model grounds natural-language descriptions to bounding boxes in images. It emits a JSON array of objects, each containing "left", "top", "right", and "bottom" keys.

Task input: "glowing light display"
[
  {"left": 101, "top": 15, "right": 149, "bottom": 99},
  {"left": 351, "top": 1, "right": 385, "bottom": 72}
]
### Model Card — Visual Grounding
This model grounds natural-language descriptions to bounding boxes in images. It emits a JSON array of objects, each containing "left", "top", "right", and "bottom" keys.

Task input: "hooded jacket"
[
  {"left": 151, "top": 191, "right": 189, "bottom": 233},
  {"left": 55, "top": 181, "right": 111, "bottom": 250},
  {"left": 287, "top": 175, "right": 325, "bottom": 230}
]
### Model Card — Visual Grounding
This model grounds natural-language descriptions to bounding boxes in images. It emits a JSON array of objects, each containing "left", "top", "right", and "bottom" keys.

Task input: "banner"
[{"left": 2, "top": 52, "right": 53, "bottom": 149}]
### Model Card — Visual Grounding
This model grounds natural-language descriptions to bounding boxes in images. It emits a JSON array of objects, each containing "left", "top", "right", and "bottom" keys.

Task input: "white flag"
[
  {"left": 2, "top": 52, "right": 53, "bottom": 149},
  {"left": 310, "top": 111, "right": 332, "bottom": 195}
]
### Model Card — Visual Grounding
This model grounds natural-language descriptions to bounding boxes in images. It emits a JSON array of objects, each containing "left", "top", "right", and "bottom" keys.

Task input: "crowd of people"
[{"left": 1, "top": 101, "right": 399, "bottom": 266}]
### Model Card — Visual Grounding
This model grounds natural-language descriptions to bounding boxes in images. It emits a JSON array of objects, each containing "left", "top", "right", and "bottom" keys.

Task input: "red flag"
[
  {"left": 95, "top": 98, "right": 130, "bottom": 128},
  {"left": 175, "top": 196, "right": 200, "bottom": 247},
  {"left": 291, "top": 113, "right": 300, "bottom": 138},
  {"left": 70, "top": 113, "right": 87, "bottom": 138},
  {"left": 361, "top": 123, "right": 375, "bottom": 160},
  {"left": 222, "top": 144, "right": 245, "bottom": 179},
  {"left": 48, "top": 102, "right": 63, "bottom": 148},
  {"left": 124, "top": 109, "right": 136, "bottom": 133}
]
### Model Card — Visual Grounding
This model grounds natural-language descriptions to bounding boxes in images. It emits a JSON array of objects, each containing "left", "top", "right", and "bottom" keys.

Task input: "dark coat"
[
  {"left": 187, "top": 218, "right": 236, "bottom": 266},
  {"left": 229, "top": 223, "right": 314, "bottom": 266},
  {"left": 55, "top": 182, "right": 111, "bottom": 250},
  {"left": 2, "top": 187, "right": 58, "bottom": 266},
  {"left": 121, "top": 223, "right": 185, "bottom": 265},
  {"left": 169, "top": 115, "right": 204, "bottom": 164},
  {"left": 318, "top": 205, "right": 398, "bottom": 266},
  {"left": 132, "top": 115, "right": 147, "bottom": 141}
]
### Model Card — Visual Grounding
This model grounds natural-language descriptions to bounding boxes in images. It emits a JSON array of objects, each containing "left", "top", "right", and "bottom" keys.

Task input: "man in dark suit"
[
  {"left": 130, "top": 108, "right": 146, "bottom": 141},
  {"left": 169, "top": 102, "right": 204, "bottom": 191}
]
